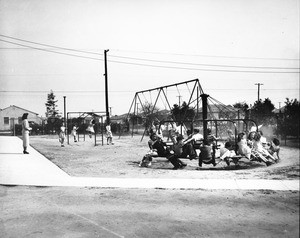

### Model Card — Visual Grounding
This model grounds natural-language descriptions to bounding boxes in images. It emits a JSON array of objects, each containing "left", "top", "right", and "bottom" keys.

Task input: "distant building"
[
  {"left": 273, "top": 106, "right": 286, "bottom": 114},
  {"left": 110, "top": 113, "right": 127, "bottom": 124},
  {"left": 0, "top": 105, "right": 42, "bottom": 131},
  {"left": 196, "top": 104, "right": 242, "bottom": 120}
]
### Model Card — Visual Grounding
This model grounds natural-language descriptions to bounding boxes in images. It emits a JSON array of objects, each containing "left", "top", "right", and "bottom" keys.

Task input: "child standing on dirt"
[
  {"left": 106, "top": 123, "right": 114, "bottom": 145},
  {"left": 71, "top": 125, "right": 78, "bottom": 142},
  {"left": 59, "top": 125, "right": 66, "bottom": 147}
]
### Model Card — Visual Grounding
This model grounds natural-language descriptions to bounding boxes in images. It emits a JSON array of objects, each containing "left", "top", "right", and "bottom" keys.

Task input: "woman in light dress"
[{"left": 22, "top": 113, "right": 32, "bottom": 154}]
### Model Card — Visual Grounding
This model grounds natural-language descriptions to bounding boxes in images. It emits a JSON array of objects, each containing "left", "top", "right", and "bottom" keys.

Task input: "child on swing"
[
  {"left": 219, "top": 141, "right": 236, "bottom": 166},
  {"left": 86, "top": 119, "right": 95, "bottom": 138},
  {"left": 167, "top": 134, "right": 188, "bottom": 170}
]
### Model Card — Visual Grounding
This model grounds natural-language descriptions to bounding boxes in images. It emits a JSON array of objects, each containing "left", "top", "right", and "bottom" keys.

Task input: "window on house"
[{"left": 4, "top": 117, "right": 9, "bottom": 125}]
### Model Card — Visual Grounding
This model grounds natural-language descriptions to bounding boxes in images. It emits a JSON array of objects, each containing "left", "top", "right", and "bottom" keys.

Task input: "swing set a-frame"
[
  {"left": 126, "top": 78, "right": 259, "bottom": 142},
  {"left": 126, "top": 79, "right": 204, "bottom": 139}
]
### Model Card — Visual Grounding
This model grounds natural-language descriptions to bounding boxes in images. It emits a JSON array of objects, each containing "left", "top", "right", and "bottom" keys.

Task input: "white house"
[{"left": 0, "top": 105, "right": 42, "bottom": 131}]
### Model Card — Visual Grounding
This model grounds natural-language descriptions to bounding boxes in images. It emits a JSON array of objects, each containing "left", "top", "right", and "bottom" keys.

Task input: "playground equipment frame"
[
  {"left": 127, "top": 78, "right": 204, "bottom": 137},
  {"left": 66, "top": 111, "right": 106, "bottom": 146}
]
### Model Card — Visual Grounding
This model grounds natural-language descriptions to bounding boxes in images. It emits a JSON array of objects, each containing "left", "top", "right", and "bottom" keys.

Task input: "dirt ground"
[
  {"left": 1, "top": 134, "right": 299, "bottom": 238},
  {"left": 29, "top": 134, "right": 299, "bottom": 180}
]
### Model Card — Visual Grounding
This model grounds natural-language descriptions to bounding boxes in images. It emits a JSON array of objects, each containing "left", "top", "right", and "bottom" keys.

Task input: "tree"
[
  {"left": 250, "top": 98, "right": 275, "bottom": 125},
  {"left": 45, "top": 90, "right": 61, "bottom": 133},
  {"left": 233, "top": 101, "right": 249, "bottom": 118},
  {"left": 140, "top": 101, "right": 160, "bottom": 130},
  {"left": 277, "top": 98, "right": 300, "bottom": 138},
  {"left": 128, "top": 101, "right": 161, "bottom": 133},
  {"left": 45, "top": 90, "right": 60, "bottom": 118}
]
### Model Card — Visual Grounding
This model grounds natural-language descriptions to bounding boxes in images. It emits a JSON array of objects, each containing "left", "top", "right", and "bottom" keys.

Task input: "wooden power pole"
[
  {"left": 104, "top": 49, "right": 110, "bottom": 124},
  {"left": 255, "top": 83, "right": 263, "bottom": 102}
]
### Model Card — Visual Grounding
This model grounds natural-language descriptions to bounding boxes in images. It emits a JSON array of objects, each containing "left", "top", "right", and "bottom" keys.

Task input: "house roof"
[
  {"left": 273, "top": 106, "right": 286, "bottom": 114},
  {"left": 1, "top": 105, "right": 39, "bottom": 115},
  {"left": 110, "top": 113, "right": 128, "bottom": 120},
  {"left": 197, "top": 104, "right": 239, "bottom": 113}
]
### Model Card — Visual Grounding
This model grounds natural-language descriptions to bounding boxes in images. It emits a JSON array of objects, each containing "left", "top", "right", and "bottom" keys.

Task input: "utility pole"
[
  {"left": 255, "top": 83, "right": 263, "bottom": 102},
  {"left": 104, "top": 49, "right": 109, "bottom": 125},
  {"left": 176, "top": 95, "right": 182, "bottom": 106},
  {"left": 136, "top": 103, "right": 139, "bottom": 125},
  {"left": 176, "top": 96, "right": 182, "bottom": 122},
  {"left": 200, "top": 94, "right": 209, "bottom": 141},
  {"left": 63, "top": 96, "right": 66, "bottom": 126}
]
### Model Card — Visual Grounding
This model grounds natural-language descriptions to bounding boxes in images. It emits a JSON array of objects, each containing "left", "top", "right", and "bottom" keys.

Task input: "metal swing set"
[
  {"left": 126, "top": 78, "right": 205, "bottom": 139},
  {"left": 127, "top": 78, "right": 268, "bottom": 168}
]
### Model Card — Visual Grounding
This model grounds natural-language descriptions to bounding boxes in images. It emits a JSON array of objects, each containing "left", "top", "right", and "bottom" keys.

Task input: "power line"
[
  {"left": 2, "top": 43, "right": 297, "bottom": 70},
  {"left": 1, "top": 34, "right": 298, "bottom": 62},
  {"left": 1, "top": 43, "right": 298, "bottom": 70},
  {"left": 0, "top": 39, "right": 103, "bottom": 61},
  {"left": 1, "top": 34, "right": 299, "bottom": 65},
  {"left": 109, "top": 54, "right": 299, "bottom": 70},
  {"left": 0, "top": 35, "right": 299, "bottom": 73},
  {"left": 0, "top": 73, "right": 100, "bottom": 76},
  {"left": 106, "top": 59, "right": 299, "bottom": 73},
  {"left": 0, "top": 34, "right": 103, "bottom": 56},
  {"left": 112, "top": 48, "right": 300, "bottom": 61}
]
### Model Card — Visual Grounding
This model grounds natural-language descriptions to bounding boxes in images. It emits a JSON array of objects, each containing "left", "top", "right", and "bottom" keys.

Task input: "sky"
[{"left": 0, "top": 0, "right": 299, "bottom": 118}]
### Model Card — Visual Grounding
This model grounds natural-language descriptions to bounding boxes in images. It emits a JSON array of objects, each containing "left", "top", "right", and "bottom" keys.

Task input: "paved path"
[{"left": 0, "top": 136, "right": 298, "bottom": 191}]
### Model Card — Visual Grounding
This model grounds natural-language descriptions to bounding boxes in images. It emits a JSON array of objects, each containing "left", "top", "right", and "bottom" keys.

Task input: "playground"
[
  {"left": 31, "top": 79, "right": 299, "bottom": 178},
  {"left": 1, "top": 135, "right": 299, "bottom": 237},
  {"left": 29, "top": 134, "right": 299, "bottom": 180},
  {"left": 1, "top": 79, "right": 299, "bottom": 237}
]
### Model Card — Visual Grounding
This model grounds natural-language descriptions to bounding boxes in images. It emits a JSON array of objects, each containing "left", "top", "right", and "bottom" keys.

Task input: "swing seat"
[
  {"left": 217, "top": 155, "right": 243, "bottom": 166},
  {"left": 199, "top": 145, "right": 216, "bottom": 167},
  {"left": 201, "top": 157, "right": 214, "bottom": 164},
  {"left": 229, "top": 155, "right": 243, "bottom": 165},
  {"left": 164, "top": 141, "right": 174, "bottom": 150}
]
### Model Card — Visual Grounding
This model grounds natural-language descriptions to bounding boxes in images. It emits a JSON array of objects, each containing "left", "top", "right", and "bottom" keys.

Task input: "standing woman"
[{"left": 22, "top": 113, "right": 32, "bottom": 154}]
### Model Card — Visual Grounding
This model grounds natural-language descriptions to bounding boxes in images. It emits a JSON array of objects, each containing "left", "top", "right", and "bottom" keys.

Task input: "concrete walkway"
[{"left": 0, "top": 136, "right": 299, "bottom": 191}]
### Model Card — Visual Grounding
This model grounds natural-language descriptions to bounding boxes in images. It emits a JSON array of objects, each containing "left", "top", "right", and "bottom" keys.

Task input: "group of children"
[
  {"left": 143, "top": 124, "right": 280, "bottom": 170},
  {"left": 236, "top": 130, "right": 280, "bottom": 166},
  {"left": 145, "top": 125, "right": 206, "bottom": 169},
  {"left": 58, "top": 121, "right": 114, "bottom": 147}
]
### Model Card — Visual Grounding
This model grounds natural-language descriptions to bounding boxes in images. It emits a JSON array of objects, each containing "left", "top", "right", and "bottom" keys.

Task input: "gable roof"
[
  {"left": 110, "top": 113, "right": 128, "bottom": 120},
  {"left": 197, "top": 104, "right": 239, "bottom": 113},
  {"left": 273, "top": 106, "right": 286, "bottom": 114},
  {"left": 1, "top": 105, "right": 39, "bottom": 115}
]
